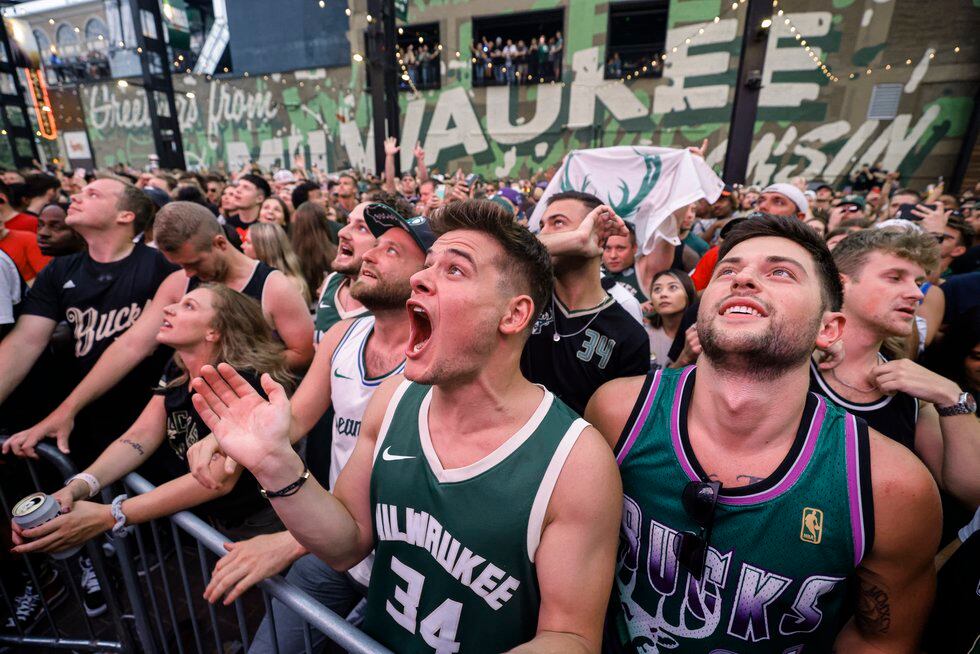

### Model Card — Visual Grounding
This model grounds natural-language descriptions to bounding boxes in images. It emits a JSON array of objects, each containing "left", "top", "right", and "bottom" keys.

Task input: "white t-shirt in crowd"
[{"left": 0, "top": 249, "right": 22, "bottom": 325}]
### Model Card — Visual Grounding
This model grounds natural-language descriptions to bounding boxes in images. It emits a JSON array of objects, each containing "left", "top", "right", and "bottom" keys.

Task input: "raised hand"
[
  {"left": 911, "top": 203, "right": 951, "bottom": 235},
  {"left": 413, "top": 141, "right": 425, "bottom": 162},
  {"left": 190, "top": 364, "right": 293, "bottom": 478},
  {"left": 577, "top": 205, "right": 610, "bottom": 258},
  {"left": 383, "top": 136, "right": 400, "bottom": 156},
  {"left": 449, "top": 181, "right": 470, "bottom": 203},
  {"left": 687, "top": 138, "right": 709, "bottom": 159}
]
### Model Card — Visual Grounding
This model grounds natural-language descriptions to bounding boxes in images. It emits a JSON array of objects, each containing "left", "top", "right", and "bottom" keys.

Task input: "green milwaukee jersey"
[
  {"left": 611, "top": 366, "right": 874, "bottom": 653},
  {"left": 364, "top": 380, "right": 588, "bottom": 653},
  {"left": 604, "top": 266, "right": 647, "bottom": 300},
  {"left": 313, "top": 272, "right": 370, "bottom": 344}
]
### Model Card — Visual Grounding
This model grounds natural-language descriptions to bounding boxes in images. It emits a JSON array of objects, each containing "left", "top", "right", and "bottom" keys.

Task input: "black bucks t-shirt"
[
  {"left": 150, "top": 361, "right": 268, "bottom": 524},
  {"left": 521, "top": 294, "right": 650, "bottom": 415},
  {"left": 19, "top": 242, "right": 179, "bottom": 459}
]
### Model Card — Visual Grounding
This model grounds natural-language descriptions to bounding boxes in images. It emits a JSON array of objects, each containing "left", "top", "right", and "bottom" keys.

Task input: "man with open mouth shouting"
[
  {"left": 312, "top": 201, "right": 375, "bottom": 345},
  {"left": 191, "top": 199, "right": 621, "bottom": 653},
  {"left": 190, "top": 201, "right": 432, "bottom": 653}
]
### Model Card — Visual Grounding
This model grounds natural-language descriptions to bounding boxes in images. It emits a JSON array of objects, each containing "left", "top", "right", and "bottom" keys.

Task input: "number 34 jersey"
[{"left": 364, "top": 380, "right": 588, "bottom": 653}]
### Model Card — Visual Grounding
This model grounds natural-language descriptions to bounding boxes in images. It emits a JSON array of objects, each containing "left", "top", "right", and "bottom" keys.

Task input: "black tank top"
[
  {"left": 186, "top": 260, "right": 275, "bottom": 304},
  {"left": 808, "top": 357, "right": 919, "bottom": 451},
  {"left": 150, "top": 361, "right": 268, "bottom": 523}
]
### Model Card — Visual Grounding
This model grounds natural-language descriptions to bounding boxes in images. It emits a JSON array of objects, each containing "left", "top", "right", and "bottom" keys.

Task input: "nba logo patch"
[{"left": 800, "top": 507, "right": 823, "bottom": 544}]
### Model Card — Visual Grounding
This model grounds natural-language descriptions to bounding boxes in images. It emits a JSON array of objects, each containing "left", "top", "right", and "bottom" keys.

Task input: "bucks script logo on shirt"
[
  {"left": 66, "top": 302, "right": 146, "bottom": 357},
  {"left": 618, "top": 496, "right": 844, "bottom": 652}
]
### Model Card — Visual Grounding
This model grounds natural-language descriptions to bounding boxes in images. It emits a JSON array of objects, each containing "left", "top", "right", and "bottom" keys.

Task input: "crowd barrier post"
[
  {"left": 122, "top": 471, "right": 393, "bottom": 654},
  {"left": 1, "top": 436, "right": 393, "bottom": 653},
  {"left": 0, "top": 436, "right": 155, "bottom": 653}
]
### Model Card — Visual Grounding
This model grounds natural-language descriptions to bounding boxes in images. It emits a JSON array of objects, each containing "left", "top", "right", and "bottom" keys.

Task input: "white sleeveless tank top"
[{"left": 330, "top": 316, "right": 405, "bottom": 585}]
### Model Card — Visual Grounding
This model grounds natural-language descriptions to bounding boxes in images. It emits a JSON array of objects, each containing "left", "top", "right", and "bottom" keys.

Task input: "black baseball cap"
[
  {"left": 240, "top": 173, "right": 271, "bottom": 199},
  {"left": 143, "top": 186, "right": 171, "bottom": 209},
  {"left": 363, "top": 203, "right": 436, "bottom": 253}
]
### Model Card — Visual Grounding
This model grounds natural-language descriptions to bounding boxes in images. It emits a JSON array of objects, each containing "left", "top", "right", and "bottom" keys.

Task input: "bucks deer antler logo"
[{"left": 559, "top": 149, "right": 662, "bottom": 219}]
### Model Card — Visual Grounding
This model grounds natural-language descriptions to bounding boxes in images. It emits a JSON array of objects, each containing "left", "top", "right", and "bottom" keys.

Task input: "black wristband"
[{"left": 260, "top": 466, "right": 310, "bottom": 499}]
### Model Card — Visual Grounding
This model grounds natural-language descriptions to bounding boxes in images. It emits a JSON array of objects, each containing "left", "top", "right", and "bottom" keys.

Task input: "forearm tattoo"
[
  {"left": 855, "top": 580, "right": 891, "bottom": 635},
  {"left": 121, "top": 438, "right": 145, "bottom": 456}
]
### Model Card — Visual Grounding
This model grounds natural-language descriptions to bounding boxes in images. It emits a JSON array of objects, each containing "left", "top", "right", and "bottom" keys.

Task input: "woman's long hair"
[
  {"left": 169, "top": 284, "right": 295, "bottom": 392},
  {"left": 247, "top": 222, "right": 311, "bottom": 303},
  {"left": 290, "top": 201, "right": 338, "bottom": 298},
  {"left": 646, "top": 269, "right": 696, "bottom": 329}
]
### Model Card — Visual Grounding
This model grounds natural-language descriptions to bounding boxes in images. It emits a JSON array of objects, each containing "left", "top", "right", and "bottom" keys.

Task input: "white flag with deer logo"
[{"left": 529, "top": 146, "right": 724, "bottom": 254}]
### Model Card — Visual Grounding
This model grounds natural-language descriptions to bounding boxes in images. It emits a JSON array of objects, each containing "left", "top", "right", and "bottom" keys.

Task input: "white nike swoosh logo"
[{"left": 382, "top": 446, "right": 415, "bottom": 461}]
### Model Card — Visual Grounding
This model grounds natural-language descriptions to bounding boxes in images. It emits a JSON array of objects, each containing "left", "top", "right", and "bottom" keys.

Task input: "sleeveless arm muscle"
[
  {"left": 264, "top": 271, "right": 314, "bottom": 371},
  {"left": 510, "top": 427, "right": 622, "bottom": 654},
  {"left": 834, "top": 431, "right": 940, "bottom": 652}
]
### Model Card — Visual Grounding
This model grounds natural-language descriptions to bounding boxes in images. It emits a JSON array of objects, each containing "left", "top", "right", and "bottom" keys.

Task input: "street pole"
[
  {"left": 723, "top": 0, "right": 772, "bottom": 184},
  {"left": 366, "top": 0, "right": 400, "bottom": 177},
  {"left": 127, "top": 0, "right": 185, "bottom": 169},
  {"left": 0, "top": 19, "right": 40, "bottom": 169}
]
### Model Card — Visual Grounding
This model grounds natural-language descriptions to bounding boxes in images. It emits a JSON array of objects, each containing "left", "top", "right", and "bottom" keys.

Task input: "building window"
[
  {"left": 84, "top": 17, "right": 109, "bottom": 51},
  {"left": 32, "top": 29, "right": 51, "bottom": 56},
  {"left": 471, "top": 9, "right": 564, "bottom": 87},
  {"left": 396, "top": 23, "right": 440, "bottom": 91},
  {"left": 55, "top": 24, "right": 80, "bottom": 57},
  {"left": 604, "top": 1, "right": 669, "bottom": 80}
]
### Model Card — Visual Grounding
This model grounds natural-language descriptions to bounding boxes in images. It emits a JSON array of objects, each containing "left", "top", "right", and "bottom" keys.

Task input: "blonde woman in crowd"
[{"left": 243, "top": 222, "right": 311, "bottom": 305}]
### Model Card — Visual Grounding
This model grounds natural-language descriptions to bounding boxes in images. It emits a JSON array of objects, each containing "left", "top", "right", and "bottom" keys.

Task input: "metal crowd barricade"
[
  {"left": 122, "top": 472, "right": 391, "bottom": 654},
  {"left": 1, "top": 437, "right": 392, "bottom": 654},
  {"left": 0, "top": 437, "right": 145, "bottom": 653}
]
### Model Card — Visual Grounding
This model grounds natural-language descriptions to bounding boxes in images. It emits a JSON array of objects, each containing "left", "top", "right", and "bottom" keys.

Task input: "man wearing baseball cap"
[
  {"left": 758, "top": 182, "right": 810, "bottom": 220},
  {"left": 192, "top": 201, "right": 433, "bottom": 653},
  {"left": 362, "top": 202, "right": 437, "bottom": 252},
  {"left": 227, "top": 173, "right": 271, "bottom": 238},
  {"left": 690, "top": 185, "right": 807, "bottom": 292}
]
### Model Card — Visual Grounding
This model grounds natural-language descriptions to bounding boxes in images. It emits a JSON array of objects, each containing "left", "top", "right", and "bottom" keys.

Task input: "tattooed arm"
[
  {"left": 71, "top": 396, "right": 169, "bottom": 497},
  {"left": 834, "top": 428, "right": 941, "bottom": 652}
]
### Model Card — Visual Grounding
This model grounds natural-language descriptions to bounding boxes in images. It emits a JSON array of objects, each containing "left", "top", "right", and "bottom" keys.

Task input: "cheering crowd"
[
  {"left": 472, "top": 32, "right": 564, "bottom": 86},
  {"left": 0, "top": 140, "right": 978, "bottom": 653}
]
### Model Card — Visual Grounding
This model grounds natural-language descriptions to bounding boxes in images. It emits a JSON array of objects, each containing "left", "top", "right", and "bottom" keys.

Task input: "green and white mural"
[{"left": 71, "top": 0, "right": 976, "bottom": 188}]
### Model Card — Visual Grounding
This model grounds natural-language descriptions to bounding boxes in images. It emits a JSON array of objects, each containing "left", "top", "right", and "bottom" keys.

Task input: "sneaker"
[
  {"left": 3, "top": 571, "right": 67, "bottom": 632},
  {"left": 78, "top": 556, "right": 107, "bottom": 618}
]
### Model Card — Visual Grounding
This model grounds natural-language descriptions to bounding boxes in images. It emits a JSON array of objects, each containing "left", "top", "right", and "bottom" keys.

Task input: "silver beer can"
[{"left": 12, "top": 492, "right": 81, "bottom": 559}]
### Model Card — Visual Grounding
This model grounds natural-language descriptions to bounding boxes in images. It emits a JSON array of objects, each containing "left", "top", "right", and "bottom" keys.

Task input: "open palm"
[{"left": 190, "top": 364, "right": 292, "bottom": 474}]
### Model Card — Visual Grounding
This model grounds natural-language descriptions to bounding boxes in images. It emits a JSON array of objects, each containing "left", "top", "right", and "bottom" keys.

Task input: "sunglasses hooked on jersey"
[{"left": 673, "top": 480, "right": 722, "bottom": 581}]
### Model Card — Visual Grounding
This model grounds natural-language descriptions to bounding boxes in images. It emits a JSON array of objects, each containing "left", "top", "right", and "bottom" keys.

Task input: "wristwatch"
[{"left": 936, "top": 391, "right": 977, "bottom": 417}]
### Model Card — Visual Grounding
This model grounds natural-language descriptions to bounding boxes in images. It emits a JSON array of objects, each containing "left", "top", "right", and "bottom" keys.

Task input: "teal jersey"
[
  {"left": 313, "top": 272, "right": 370, "bottom": 344},
  {"left": 604, "top": 266, "right": 647, "bottom": 300},
  {"left": 364, "top": 381, "right": 588, "bottom": 653},
  {"left": 682, "top": 232, "right": 710, "bottom": 257},
  {"left": 611, "top": 366, "right": 874, "bottom": 653}
]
